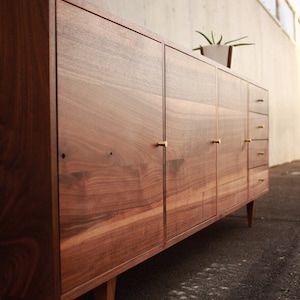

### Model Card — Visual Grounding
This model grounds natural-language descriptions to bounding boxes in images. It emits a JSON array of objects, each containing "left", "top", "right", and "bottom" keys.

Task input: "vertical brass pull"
[
  {"left": 212, "top": 139, "right": 221, "bottom": 144},
  {"left": 257, "top": 99, "right": 264, "bottom": 102},
  {"left": 245, "top": 138, "right": 252, "bottom": 143},
  {"left": 257, "top": 125, "right": 265, "bottom": 128},
  {"left": 157, "top": 141, "right": 168, "bottom": 147}
]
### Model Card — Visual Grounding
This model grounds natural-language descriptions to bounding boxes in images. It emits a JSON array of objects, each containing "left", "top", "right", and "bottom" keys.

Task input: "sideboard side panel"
[{"left": 0, "top": 1, "right": 59, "bottom": 299}]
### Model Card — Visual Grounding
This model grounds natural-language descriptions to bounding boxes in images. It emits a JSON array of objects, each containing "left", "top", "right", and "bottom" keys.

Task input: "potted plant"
[{"left": 193, "top": 31, "right": 254, "bottom": 68}]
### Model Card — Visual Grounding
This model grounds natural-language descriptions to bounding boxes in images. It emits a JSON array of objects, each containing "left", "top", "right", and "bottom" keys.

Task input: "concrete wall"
[{"left": 84, "top": 0, "right": 300, "bottom": 167}]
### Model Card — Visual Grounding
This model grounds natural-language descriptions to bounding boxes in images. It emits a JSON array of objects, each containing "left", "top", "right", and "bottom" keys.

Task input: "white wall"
[{"left": 85, "top": 0, "right": 300, "bottom": 166}]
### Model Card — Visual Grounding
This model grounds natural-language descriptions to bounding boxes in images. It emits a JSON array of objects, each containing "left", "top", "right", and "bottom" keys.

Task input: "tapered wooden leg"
[
  {"left": 93, "top": 277, "right": 117, "bottom": 300},
  {"left": 246, "top": 201, "right": 255, "bottom": 228}
]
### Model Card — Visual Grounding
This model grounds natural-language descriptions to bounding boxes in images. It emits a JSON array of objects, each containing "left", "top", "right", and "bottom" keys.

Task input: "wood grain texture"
[
  {"left": 217, "top": 70, "right": 248, "bottom": 213},
  {"left": 248, "top": 83, "right": 269, "bottom": 204},
  {"left": 249, "top": 112, "right": 269, "bottom": 140},
  {"left": 218, "top": 177, "right": 248, "bottom": 213},
  {"left": 249, "top": 140, "right": 269, "bottom": 169},
  {"left": 93, "top": 277, "right": 117, "bottom": 300},
  {"left": 218, "top": 107, "right": 248, "bottom": 183},
  {"left": 218, "top": 70, "right": 248, "bottom": 112},
  {"left": 249, "top": 166, "right": 269, "bottom": 200},
  {"left": 0, "top": 0, "right": 270, "bottom": 298},
  {"left": 57, "top": 1, "right": 163, "bottom": 294},
  {"left": 249, "top": 84, "right": 269, "bottom": 114},
  {"left": 165, "top": 47, "right": 217, "bottom": 239},
  {"left": 0, "top": 1, "right": 59, "bottom": 299}
]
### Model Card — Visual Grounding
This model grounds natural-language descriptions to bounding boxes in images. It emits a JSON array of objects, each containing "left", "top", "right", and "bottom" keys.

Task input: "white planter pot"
[{"left": 200, "top": 45, "right": 233, "bottom": 68}]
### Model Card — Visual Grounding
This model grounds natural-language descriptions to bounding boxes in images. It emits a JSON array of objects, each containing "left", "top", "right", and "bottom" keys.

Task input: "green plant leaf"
[
  {"left": 224, "top": 36, "right": 249, "bottom": 45},
  {"left": 193, "top": 31, "right": 254, "bottom": 50},
  {"left": 192, "top": 46, "right": 202, "bottom": 51},
  {"left": 195, "top": 30, "right": 213, "bottom": 44},
  {"left": 232, "top": 43, "right": 255, "bottom": 47},
  {"left": 211, "top": 31, "right": 215, "bottom": 44}
]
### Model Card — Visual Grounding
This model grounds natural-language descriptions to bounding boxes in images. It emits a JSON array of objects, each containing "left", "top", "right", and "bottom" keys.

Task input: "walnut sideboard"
[{"left": 0, "top": 0, "right": 269, "bottom": 299}]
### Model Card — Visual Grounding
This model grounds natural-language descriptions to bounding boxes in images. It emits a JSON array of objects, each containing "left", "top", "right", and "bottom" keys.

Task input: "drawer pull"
[
  {"left": 257, "top": 125, "right": 265, "bottom": 129},
  {"left": 257, "top": 151, "right": 265, "bottom": 155},
  {"left": 212, "top": 139, "right": 221, "bottom": 144},
  {"left": 245, "top": 138, "right": 252, "bottom": 143},
  {"left": 258, "top": 178, "right": 265, "bottom": 182},
  {"left": 257, "top": 99, "right": 264, "bottom": 102},
  {"left": 157, "top": 141, "right": 168, "bottom": 147}
]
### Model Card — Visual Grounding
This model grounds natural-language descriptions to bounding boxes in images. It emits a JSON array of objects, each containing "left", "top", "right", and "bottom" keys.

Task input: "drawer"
[
  {"left": 249, "top": 84, "right": 268, "bottom": 114},
  {"left": 249, "top": 140, "right": 268, "bottom": 168},
  {"left": 249, "top": 112, "right": 268, "bottom": 140},
  {"left": 249, "top": 166, "right": 269, "bottom": 200}
]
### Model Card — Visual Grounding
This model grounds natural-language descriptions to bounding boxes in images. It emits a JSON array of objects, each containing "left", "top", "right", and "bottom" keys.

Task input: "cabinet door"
[
  {"left": 165, "top": 47, "right": 217, "bottom": 241},
  {"left": 57, "top": 1, "right": 163, "bottom": 294},
  {"left": 217, "top": 70, "right": 248, "bottom": 213}
]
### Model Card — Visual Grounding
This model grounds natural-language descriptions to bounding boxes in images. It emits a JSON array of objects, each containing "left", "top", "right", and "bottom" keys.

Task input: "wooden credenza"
[{"left": 0, "top": 0, "right": 269, "bottom": 299}]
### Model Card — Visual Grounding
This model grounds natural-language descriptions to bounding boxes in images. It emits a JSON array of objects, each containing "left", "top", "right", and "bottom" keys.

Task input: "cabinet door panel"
[
  {"left": 217, "top": 70, "right": 248, "bottom": 212},
  {"left": 57, "top": 1, "right": 163, "bottom": 293},
  {"left": 218, "top": 177, "right": 248, "bottom": 213},
  {"left": 165, "top": 47, "right": 217, "bottom": 240}
]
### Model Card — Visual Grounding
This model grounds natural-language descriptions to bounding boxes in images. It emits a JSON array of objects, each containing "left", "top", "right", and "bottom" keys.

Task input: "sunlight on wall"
[{"left": 260, "top": 0, "right": 300, "bottom": 46}]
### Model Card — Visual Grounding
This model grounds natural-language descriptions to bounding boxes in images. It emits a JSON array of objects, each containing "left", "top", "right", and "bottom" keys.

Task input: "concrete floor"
[{"left": 114, "top": 161, "right": 300, "bottom": 299}]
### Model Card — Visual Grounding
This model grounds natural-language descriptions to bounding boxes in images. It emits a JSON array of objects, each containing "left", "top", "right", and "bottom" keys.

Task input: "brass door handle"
[
  {"left": 257, "top": 99, "right": 264, "bottom": 102},
  {"left": 258, "top": 178, "right": 265, "bottom": 182},
  {"left": 245, "top": 138, "right": 252, "bottom": 143},
  {"left": 157, "top": 141, "right": 168, "bottom": 147},
  {"left": 257, "top": 151, "right": 265, "bottom": 155},
  {"left": 212, "top": 139, "right": 221, "bottom": 144},
  {"left": 257, "top": 125, "right": 265, "bottom": 128}
]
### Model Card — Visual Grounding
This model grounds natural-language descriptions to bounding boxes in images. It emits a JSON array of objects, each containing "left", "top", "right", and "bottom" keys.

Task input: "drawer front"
[
  {"left": 249, "top": 140, "right": 268, "bottom": 168},
  {"left": 249, "top": 166, "right": 269, "bottom": 200},
  {"left": 249, "top": 112, "right": 268, "bottom": 140},
  {"left": 249, "top": 84, "right": 268, "bottom": 114}
]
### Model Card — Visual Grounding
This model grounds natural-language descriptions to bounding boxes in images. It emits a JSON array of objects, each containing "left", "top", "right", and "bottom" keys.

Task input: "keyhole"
[{"left": 62, "top": 153, "right": 66, "bottom": 159}]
